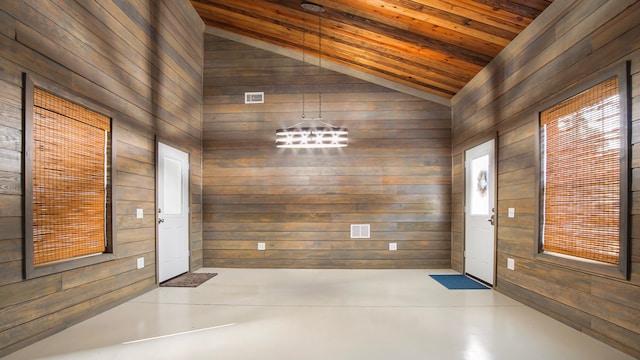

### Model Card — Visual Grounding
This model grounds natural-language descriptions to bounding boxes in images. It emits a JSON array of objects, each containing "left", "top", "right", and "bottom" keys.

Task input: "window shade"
[
  {"left": 540, "top": 76, "right": 620, "bottom": 265},
  {"left": 32, "top": 88, "right": 110, "bottom": 265}
]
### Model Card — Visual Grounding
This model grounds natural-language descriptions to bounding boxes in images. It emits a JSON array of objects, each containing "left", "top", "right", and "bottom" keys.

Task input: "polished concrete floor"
[{"left": 5, "top": 269, "right": 633, "bottom": 360}]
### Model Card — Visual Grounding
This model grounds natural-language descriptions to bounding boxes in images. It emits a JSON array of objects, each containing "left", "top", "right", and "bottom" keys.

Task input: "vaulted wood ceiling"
[{"left": 190, "top": 0, "right": 554, "bottom": 101}]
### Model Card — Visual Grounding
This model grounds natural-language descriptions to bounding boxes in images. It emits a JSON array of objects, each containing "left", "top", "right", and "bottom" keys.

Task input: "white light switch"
[
  {"left": 508, "top": 208, "right": 515, "bottom": 218},
  {"left": 507, "top": 258, "right": 515, "bottom": 270},
  {"left": 389, "top": 243, "right": 397, "bottom": 251},
  {"left": 136, "top": 208, "right": 144, "bottom": 219},
  {"left": 258, "top": 242, "right": 266, "bottom": 251},
  {"left": 137, "top": 257, "right": 144, "bottom": 269}
]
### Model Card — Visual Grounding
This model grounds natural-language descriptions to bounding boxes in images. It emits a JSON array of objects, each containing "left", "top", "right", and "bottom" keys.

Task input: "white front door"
[
  {"left": 157, "top": 142, "right": 190, "bottom": 282},
  {"left": 464, "top": 139, "right": 496, "bottom": 285}
]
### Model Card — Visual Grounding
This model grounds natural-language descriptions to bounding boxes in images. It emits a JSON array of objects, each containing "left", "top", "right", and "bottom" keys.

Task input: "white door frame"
[
  {"left": 156, "top": 140, "right": 191, "bottom": 283},
  {"left": 463, "top": 137, "right": 497, "bottom": 285}
]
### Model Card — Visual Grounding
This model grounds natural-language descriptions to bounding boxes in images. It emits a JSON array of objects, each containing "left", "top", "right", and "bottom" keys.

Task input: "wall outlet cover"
[
  {"left": 136, "top": 208, "right": 143, "bottom": 219},
  {"left": 136, "top": 257, "right": 144, "bottom": 269},
  {"left": 258, "top": 242, "right": 266, "bottom": 251},
  {"left": 507, "top": 258, "right": 515, "bottom": 270},
  {"left": 389, "top": 243, "right": 397, "bottom": 251},
  {"left": 508, "top": 208, "right": 515, "bottom": 218}
]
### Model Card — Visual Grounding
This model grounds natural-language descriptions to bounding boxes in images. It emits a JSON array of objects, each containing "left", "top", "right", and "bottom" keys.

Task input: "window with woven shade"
[
  {"left": 538, "top": 64, "right": 629, "bottom": 277},
  {"left": 24, "top": 74, "right": 115, "bottom": 278}
]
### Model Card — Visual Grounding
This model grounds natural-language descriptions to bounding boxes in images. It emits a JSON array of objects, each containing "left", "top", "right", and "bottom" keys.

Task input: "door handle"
[
  {"left": 158, "top": 218, "right": 165, "bottom": 224},
  {"left": 487, "top": 207, "right": 495, "bottom": 226}
]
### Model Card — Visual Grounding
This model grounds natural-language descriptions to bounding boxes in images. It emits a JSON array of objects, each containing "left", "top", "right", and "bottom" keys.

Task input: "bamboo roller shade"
[
  {"left": 32, "top": 88, "right": 110, "bottom": 265},
  {"left": 540, "top": 76, "right": 620, "bottom": 265}
]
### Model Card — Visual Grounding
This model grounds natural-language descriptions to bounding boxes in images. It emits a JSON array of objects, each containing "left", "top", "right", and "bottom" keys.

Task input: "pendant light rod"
[{"left": 301, "top": 2, "right": 325, "bottom": 120}]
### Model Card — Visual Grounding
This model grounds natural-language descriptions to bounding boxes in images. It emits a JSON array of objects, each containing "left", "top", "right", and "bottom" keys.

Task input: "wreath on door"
[{"left": 476, "top": 170, "right": 488, "bottom": 196}]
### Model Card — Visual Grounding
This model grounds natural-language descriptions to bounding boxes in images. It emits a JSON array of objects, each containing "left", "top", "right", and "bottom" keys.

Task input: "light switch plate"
[
  {"left": 136, "top": 208, "right": 143, "bottom": 219},
  {"left": 258, "top": 242, "right": 266, "bottom": 251},
  {"left": 136, "top": 257, "right": 144, "bottom": 269},
  {"left": 507, "top": 258, "right": 515, "bottom": 270},
  {"left": 508, "top": 208, "right": 515, "bottom": 218},
  {"left": 389, "top": 243, "right": 397, "bottom": 251}
]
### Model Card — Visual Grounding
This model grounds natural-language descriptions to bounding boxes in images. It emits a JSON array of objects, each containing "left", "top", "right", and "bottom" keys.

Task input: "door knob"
[
  {"left": 158, "top": 218, "right": 165, "bottom": 224},
  {"left": 487, "top": 207, "right": 495, "bottom": 225}
]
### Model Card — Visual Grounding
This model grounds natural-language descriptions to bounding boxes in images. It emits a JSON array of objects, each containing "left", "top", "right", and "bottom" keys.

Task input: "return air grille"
[
  {"left": 350, "top": 224, "right": 370, "bottom": 239},
  {"left": 245, "top": 92, "right": 264, "bottom": 104}
]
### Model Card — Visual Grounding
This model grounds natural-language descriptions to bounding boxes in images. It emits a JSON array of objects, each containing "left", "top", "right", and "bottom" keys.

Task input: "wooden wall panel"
[
  {"left": 202, "top": 34, "right": 451, "bottom": 269},
  {"left": 451, "top": 0, "right": 640, "bottom": 357},
  {"left": 0, "top": 0, "right": 203, "bottom": 356}
]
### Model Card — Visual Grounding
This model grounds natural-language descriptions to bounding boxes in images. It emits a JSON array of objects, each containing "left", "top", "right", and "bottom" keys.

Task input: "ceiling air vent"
[
  {"left": 245, "top": 92, "right": 264, "bottom": 104},
  {"left": 350, "top": 224, "right": 370, "bottom": 239}
]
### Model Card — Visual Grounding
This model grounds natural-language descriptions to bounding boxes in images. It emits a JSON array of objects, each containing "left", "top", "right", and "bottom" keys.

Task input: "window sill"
[
  {"left": 25, "top": 252, "right": 116, "bottom": 279},
  {"left": 534, "top": 251, "right": 628, "bottom": 280}
]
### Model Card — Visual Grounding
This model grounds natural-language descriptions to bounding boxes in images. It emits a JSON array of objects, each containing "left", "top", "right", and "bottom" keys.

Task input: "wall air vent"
[
  {"left": 350, "top": 224, "right": 370, "bottom": 239},
  {"left": 245, "top": 92, "right": 264, "bottom": 104}
]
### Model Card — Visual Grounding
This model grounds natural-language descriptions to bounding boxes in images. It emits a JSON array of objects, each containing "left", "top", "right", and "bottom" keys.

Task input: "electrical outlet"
[
  {"left": 389, "top": 242, "right": 397, "bottom": 251},
  {"left": 257, "top": 242, "right": 266, "bottom": 251},
  {"left": 136, "top": 208, "right": 144, "bottom": 219},
  {"left": 507, "top": 258, "right": 515, "bottom": 270},
  {"left": 136, "top": 257, "right": 144, "bottom": 269}
]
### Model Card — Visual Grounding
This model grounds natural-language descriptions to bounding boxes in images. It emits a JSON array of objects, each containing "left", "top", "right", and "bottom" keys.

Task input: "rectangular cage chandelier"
[
  {"left": 275, "top": 125, "right": 348, "bottom": 148},
  {"left": 275, "top": 2, "right": 348, "bottom": 149}
]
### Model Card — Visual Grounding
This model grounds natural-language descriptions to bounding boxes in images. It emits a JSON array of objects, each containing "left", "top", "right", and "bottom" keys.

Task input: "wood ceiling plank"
[
  {"left": 358, "top": 0, "right": 515, "bottom": 46},
  {"left": 199, "top": 11, "right": 466, "bottom": 96},
  {"left": 303, "top": 0, "right": 505, "bottom": 57},
  {"left": 322, "top": 7, "right": 493, "bottom": 67},
  {"left": 473, "top": 0, "right": 548, "bottom": 19},
  {"left": 320, "top": 18, "right": 482, "bottom": 80},
  {"left": 192, "top": 2, "right": 302, "bottom": 44},
  {"left": 190, "top": 0, "right": 555, "bottom": 98},
  {"left": 409, "top": 0, "right": 532, "bottom": 31},
  {"left": 250, "top": 0, "right": 506, "bottom": 63},
  {"left": 194, "top": 3, "right": 476, "bottom": 96},
  {"left": 193, "top": 1, "right": 484, "bottom": 77},
  {"left": 310, "top": 0, "right": 503, "bottom": 57},
  {"left": 313, "top": 34, "right": 468, "bottom": 93},
  {"left": 201, "top": 13, "right": 460, "bottom": 97}
]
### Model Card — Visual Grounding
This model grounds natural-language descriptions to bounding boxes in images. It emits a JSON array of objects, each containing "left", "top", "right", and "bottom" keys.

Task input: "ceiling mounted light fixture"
[
  {"left": 276, "top": 126, "right": 348, "bottom": 148},
  {"left": 275, "top": 2, "right": 348, "bottom": 149}
]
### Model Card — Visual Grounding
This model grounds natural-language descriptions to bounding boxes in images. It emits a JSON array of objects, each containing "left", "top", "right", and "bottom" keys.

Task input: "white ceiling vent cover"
[
  {"left": 245, "top": 92, "right": 264, "bottom": 104},
  {"left": 350, "top": 224, "right": 370, "bottom": 239}
]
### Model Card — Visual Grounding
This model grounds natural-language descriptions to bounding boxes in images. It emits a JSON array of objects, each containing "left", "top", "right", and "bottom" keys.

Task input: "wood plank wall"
[
  {"left": 451, "top": 0, "right": 640, "bottom": 357},
  {"left": 202, "top": 34, "right": 452, "bottom": 268},
  {"left": 0, "top": 0, "right": 203, "bottom": 356}
]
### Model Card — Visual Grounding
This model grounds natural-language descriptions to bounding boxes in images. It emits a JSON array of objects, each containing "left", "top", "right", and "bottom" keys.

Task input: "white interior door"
[
  {"left": 464, "top": 139, "right": 496, "bottom": 285},
  {"left": 158, "top": 142, "right": 190, "bottom": 282}
]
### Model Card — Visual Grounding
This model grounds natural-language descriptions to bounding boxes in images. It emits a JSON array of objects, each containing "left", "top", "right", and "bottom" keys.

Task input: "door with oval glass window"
[{"left": 464, "top": 139, "right": 496, "bottom": 285}]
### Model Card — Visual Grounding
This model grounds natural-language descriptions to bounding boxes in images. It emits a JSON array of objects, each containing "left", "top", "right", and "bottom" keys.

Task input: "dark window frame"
[
  {"left": 534, "top": 61, "right": 631, "bottom": 280},
  {"left": 23, "top": 74, "right": 118, "bottom": 279}
]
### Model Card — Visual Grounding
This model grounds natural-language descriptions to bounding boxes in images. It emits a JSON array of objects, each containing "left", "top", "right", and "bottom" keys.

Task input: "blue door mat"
[{"left": 429, "top": 274, "right": 490, "bottom": 290}]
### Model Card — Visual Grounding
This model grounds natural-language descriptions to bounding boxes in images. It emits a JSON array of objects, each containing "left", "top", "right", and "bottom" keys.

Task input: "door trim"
[
  {"left": 463, "top": 135, "right": 498, "bottom": 286},
  {"left": 156, "top": 138, "right": 191, "bottom": 283}
]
